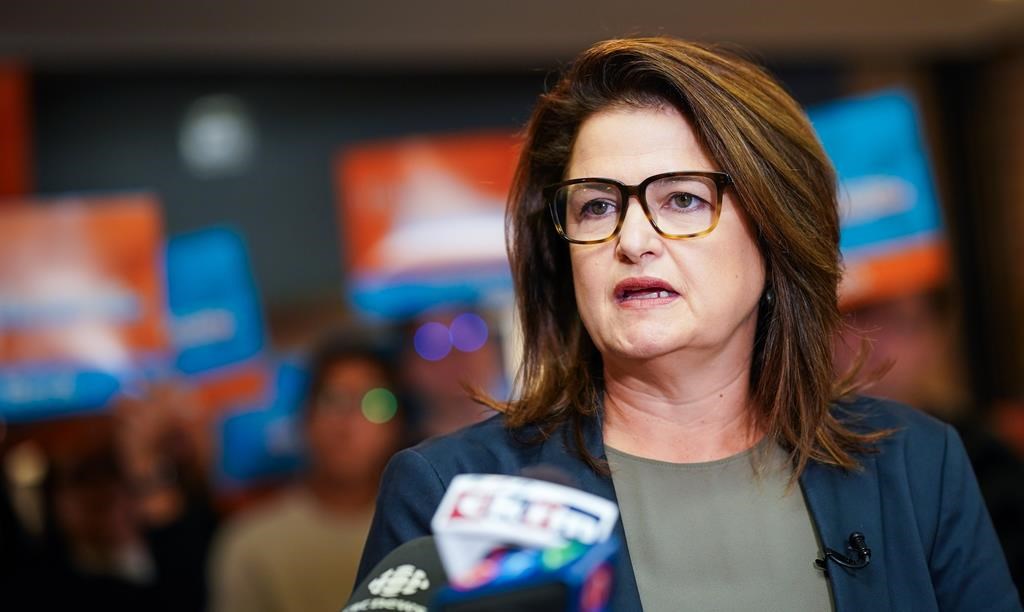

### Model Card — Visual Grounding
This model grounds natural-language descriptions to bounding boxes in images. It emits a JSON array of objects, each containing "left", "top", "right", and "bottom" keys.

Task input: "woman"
[{"left": 356, "top": 38, "right": 1019, "bottom": 611}]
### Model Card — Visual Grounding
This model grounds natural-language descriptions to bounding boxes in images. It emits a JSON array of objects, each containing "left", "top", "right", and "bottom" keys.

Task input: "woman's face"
[{"left": 566, "top": 105, "right": 765, "bottom": 364}]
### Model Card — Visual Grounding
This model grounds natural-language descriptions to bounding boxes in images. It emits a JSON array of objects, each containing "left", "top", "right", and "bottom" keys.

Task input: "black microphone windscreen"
[{"left": 342, "top": 536, "right": 447, "bottom": 612}]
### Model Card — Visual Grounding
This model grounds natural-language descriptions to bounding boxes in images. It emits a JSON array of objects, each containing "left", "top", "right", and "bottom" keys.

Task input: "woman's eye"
[
  {"left": 666, "top": 193, "right": 707, "bottom": 211},
  {"left": 580, "top": 199, "right": 617, "bottom": 217}
]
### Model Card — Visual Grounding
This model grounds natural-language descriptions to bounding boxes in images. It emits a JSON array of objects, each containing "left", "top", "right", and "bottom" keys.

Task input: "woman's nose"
[{"left": 615, "top": 198, "right": 662, "bottom": 261}]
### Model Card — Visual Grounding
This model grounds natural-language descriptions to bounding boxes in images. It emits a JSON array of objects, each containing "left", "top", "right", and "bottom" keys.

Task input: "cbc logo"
[{"left": 368, "top": 565, "right": 430, "bottom": 598}]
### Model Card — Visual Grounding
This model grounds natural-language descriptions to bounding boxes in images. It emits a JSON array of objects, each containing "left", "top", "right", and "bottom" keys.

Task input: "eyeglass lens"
[{"left": 554, "top": 175, "right": 718, "bottom": 241}]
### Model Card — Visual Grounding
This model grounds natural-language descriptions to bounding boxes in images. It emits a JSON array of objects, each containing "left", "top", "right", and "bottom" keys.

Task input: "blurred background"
[{"left": 1, "top": 1, "right": 1023, "bottom": 610}]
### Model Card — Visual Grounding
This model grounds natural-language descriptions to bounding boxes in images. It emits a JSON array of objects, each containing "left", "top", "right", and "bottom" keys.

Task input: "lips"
[{"left": 613, "top": 277, "right": 679, "bottom": 303}]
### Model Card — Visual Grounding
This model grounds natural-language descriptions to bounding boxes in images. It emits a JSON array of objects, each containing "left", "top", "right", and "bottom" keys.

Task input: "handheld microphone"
[
  {"left": 430, "top": 473, "right": 619, "bottom": 580},
  {"left": 342, "top": 536, "right": 446, "bottom": 612},
  {"left": 341, "top": 531, "right": 618, "bottom": 611},
  {"left": 345, "top": 471, "right": 621, "bottom": 611},
  {"left": 432, "top": 534, "right": 618, "bottom": 612},
  {"left": 428, "top": 473, "right": 620, "bottom": 611}
]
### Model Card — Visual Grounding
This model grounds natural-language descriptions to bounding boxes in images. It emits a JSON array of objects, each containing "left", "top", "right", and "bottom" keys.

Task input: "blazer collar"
[
  {"left": 535, "top": 405, "right": 644, "bottom": 611},
  {"left": 800, "top": 454, "right": 890, "bottom": 612}
]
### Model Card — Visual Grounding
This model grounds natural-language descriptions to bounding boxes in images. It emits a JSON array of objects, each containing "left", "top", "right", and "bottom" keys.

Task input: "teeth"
[{"left": 625, "top": 290, "right": 673, "bottom": 300}]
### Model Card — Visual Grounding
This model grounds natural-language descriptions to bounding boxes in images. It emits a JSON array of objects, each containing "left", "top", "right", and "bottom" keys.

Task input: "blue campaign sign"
[
  {"left": 0, "top": 366, "right": 120, "bottom": 422},
  {"left": 351, "top": 263, "right": 514, "bottom": 320},
  {"left": 166, "top": 227, "right": 265, "bottom": 377},
  {"left": 808, "top": 89, "right": 943, "bottom": 258},
  {"left": 216, "top": 360, "right": 309, "bottom": 487},
  {"left": 219, "top": 409, "right": 305, "bottom": 484}
]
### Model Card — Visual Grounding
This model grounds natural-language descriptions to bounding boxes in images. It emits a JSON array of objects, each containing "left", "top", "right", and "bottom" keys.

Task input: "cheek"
[
  {"left": 569, "top": 250, "right": 604, "bottom": 323},
  {"left": 708, "top": 213, "right": 765, "bottom": 300},
  {"left": 718, "top": 251, "right": 764, "bottom": 312},
  {"left": 571, "top": 246, "right": 611, "bottom": 292}
]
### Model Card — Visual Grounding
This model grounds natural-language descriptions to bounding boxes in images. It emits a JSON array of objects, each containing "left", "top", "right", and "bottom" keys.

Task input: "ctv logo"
[{"left": 448, "top": 490, "right": 604, "bottom": 543}]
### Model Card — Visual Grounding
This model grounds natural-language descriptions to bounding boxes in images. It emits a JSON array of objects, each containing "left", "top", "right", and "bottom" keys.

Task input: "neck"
[
  {"left": 601, "top": 348, "right": 761, "bottom": 463},
  {"left": 305, "top": 473, "right": 377, "bottom": 516}
]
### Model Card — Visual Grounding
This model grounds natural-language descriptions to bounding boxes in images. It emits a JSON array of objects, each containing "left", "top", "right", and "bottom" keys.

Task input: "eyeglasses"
[{"left": 544, "top": 171, "right": 732, "bottom": 244}]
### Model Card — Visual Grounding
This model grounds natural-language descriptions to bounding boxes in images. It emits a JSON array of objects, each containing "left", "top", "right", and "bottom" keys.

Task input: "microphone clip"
[{"left": 815, "top": 532, "right": 871, "bottom": 573}]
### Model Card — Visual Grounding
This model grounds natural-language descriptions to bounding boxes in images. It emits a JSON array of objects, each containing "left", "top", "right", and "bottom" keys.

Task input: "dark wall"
[{"left": 31, "top": 64, "right": 842, "bottom": 307}]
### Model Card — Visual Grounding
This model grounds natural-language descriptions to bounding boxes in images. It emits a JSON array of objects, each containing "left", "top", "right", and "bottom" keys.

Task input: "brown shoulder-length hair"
[{"left": 478, "top": 37, "right": 885, "bottom": 478}]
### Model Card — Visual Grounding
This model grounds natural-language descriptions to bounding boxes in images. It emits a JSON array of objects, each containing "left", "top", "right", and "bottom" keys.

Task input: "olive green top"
[{"left": 606, "top": 441, "right": 834, "bottom": 612}]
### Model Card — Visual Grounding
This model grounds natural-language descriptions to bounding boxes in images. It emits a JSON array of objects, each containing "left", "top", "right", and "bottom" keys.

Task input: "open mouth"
[{"left": 614, "top": 277, "right": 679, "bottom": 303}]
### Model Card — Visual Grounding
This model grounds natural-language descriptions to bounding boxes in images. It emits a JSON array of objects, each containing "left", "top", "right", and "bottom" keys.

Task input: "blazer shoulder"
[
  {"left": 835, "top": 395, "right": 950, "bottom": 448},
  {"left": 408, "top": 412, "right": 545, "bottom": 483},
  {"left": 834, "top": 395, "right": 965, "bottom": 505}
]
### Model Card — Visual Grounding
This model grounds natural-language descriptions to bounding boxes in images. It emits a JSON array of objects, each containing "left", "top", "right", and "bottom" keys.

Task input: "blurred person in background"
[
  {"left": 398, "top": 311, "right": 501, "bottom": 439},
  {"left": 836, "top": 287, "right": 1024, "bottom": 589},
  {"left": 208, "top": 329, "right": 407, "bottom": 612},
  {"left": 3, "top": 384, "right": 217, "bottom": 612}
]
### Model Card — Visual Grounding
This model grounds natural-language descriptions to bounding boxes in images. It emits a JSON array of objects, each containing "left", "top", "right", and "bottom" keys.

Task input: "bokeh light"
[
  {"left": 4, "top": 440, "right": 47, "bottom": 487},
  {"left": 450, "top": 312, "right": 488, "bottom": 353},
  {"left": 361, "top": 387, "right": 398, "bottom": 424},
  {"left": 413, "top": 321, "right": 452, "bottom": 361}
]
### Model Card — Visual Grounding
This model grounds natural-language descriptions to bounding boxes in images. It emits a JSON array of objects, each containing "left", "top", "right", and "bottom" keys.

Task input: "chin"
[{"left": 604, "top": 332, "right": 686, "bottom": 361}]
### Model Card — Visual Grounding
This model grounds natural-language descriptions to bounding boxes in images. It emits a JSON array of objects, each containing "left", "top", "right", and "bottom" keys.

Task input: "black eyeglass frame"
[{"left": 543, "top": 171, "right": 733, "bottom": 245}]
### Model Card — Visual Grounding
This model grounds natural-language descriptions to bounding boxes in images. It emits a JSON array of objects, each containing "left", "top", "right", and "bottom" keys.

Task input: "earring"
[{"left": 763, "top": 288, "right": 775, "bottom": 306}]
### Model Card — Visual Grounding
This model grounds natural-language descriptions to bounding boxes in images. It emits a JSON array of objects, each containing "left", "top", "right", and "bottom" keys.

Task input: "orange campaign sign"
[
  {"left": 0, "top": 194, "right": 168, "bottom": 420},
  {"left": 335, "top": 132, "right": 521, "bottom": 318},
  {"left": 0, "top": 61, "right": 32, "bottom": 199}
]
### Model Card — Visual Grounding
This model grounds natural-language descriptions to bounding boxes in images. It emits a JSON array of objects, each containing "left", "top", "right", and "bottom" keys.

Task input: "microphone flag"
[{"left": 430, "top": 474, "right": 619, "bottom": 584}]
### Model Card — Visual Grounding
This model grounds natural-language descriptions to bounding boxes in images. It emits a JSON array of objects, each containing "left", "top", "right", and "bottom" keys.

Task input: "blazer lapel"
[
  {"left": 800, "top": 456, "right": 890, "bottom": 612},
  {"left": 537, "top": 413, "right": 643, "bottom": 612}
]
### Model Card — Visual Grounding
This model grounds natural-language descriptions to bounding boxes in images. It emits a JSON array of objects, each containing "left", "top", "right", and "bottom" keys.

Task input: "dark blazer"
[{"left": 357, "top": 397, "right": 1021, "bottom": 611}]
